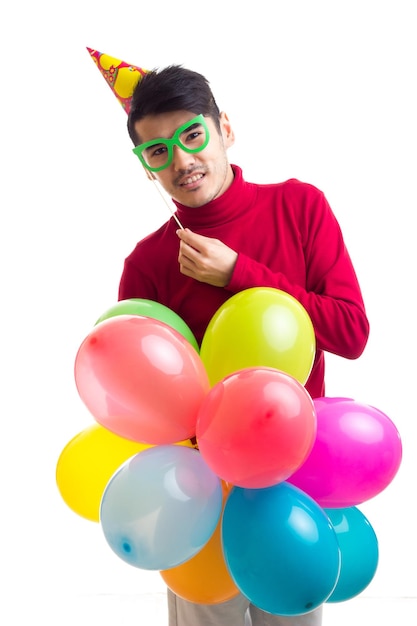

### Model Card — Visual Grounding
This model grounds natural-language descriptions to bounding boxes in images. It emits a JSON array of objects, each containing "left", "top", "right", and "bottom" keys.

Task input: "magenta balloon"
[{"left": 288, "top": 398, "right": 402, "bottom": 507}]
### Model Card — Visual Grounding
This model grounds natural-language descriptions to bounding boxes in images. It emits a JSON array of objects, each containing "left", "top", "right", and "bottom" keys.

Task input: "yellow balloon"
[
  {"left": 200, "top": 287, "right": 316, "bottom": 387},
  {"left": 56, "top": 424, "right": 194, "bottom": 522}
]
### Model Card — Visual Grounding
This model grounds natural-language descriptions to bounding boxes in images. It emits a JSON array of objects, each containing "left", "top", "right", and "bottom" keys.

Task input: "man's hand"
[{"left": 176, "top": 228, "right": 238, "bottom": 287}]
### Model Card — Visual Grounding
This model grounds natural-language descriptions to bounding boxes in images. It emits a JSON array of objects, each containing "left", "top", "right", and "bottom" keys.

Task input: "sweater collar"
[{"left": 173, "top": 165, "right": 256, "bottom": 230}]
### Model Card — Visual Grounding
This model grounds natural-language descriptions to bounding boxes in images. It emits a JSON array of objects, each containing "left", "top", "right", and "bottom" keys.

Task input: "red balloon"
[
  {"left": 74, "top": 315, "right": 210, "bottom": 444},
  {"left": 196, "top": 367, "right": 317, "bottom": 488}
]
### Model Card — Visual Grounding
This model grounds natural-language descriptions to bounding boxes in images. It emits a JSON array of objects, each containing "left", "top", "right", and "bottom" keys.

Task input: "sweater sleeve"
[
  {"left": 118, "top": 257, "right": 158, "bottom": 301},
  {"left": 227, "top": 187, "right": 369, "bottom": 360}
]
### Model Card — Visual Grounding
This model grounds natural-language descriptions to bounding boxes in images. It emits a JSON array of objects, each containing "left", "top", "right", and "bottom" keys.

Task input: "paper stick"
[{"left": 152, "top": 180, "right": 184, "bottom": 229}]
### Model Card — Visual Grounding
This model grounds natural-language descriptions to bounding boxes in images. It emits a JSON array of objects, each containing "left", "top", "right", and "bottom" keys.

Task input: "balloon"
[
  {"left": 55, "top": 424, "right": 194, "bottom": 522},
  {"left": 74, "top": 315, "right": 210, "bottom": 444},
  {"left": 56, "top": 424, "right": 151, "bottom": 522},
  {"left": 222, "top": 483, "right": 341, "bottom": 616},
  {"left": 196, "top": 367, "right": 316, "bottom": 488},
  {"left": 100, "top": 445, "right": 223, "bottom": 570},
  {"left": 160, "top": 482, "right": 239, "bottom": 604},
  {"left": 200, "top": 287, "right": 316, "bottom": 387},
  {"left": 288, "top": 397, "right": 402, "bottom": 507},
  {"left": 325, "top": 507, "right": 379, "bottom": 603},
  {"left": 95, "top": 298, "right": 199, "bottom": 352}
]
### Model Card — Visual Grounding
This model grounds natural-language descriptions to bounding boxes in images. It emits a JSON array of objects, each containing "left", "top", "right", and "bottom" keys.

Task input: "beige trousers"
[{"left": 167, "top": 590, "right": 323, "bottom": 626}]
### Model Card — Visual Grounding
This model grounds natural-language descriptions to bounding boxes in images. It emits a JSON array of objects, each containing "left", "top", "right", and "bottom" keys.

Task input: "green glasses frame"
[{"left": 132, "top": 114, "right": 210, "bottom": 172}]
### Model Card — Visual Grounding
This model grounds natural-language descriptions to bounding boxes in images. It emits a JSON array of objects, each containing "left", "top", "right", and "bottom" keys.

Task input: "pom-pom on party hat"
[{"left": 87, "top": 47, "right": 148, "bottom": 114}]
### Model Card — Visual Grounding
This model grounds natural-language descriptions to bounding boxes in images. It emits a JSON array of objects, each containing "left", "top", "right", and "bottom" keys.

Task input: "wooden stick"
[{"left": 152, "top": 179, "right": 184, "bottom": 229}]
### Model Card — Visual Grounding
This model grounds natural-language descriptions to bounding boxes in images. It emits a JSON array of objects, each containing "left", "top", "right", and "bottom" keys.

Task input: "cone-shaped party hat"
[{"left": 87, "top": 47, "right": 148, "bottom": 114}]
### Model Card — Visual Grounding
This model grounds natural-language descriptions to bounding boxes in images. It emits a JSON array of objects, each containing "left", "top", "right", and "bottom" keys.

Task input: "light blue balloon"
[
  {"left": 325, "top": 507, "right": 379, "bottom": 602},
  {"left": 100, "top": 445, "right": 222, "bottom": 570},
  {"left": 222, "top": 482, "right": 341, "bottom": 616}
]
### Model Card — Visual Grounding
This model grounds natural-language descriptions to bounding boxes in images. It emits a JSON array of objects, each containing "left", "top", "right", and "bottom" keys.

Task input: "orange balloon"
[{"left": 160, "top": 482, "right": 238, "bottom": 604}]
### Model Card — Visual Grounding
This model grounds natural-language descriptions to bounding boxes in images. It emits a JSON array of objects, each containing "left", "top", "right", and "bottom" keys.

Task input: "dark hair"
[{"left": 127, "top": 64, "right": 221, "bottom": 145}]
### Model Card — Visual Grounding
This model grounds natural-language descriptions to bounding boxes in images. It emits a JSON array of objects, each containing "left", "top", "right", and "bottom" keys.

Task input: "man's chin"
[{"left": 174, "top": 189, "right": 208, "bottom": 208}]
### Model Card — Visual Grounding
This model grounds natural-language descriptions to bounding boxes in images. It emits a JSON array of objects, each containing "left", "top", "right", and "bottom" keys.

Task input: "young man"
[{"left": 119, "top": 65, "right": 370, "bottom": 626}]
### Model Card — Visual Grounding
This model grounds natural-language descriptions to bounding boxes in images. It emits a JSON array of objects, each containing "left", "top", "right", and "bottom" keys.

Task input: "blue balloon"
[
  {"left": 100, "top": 445, "right": 222, "bottom": 570},
  {"left": 222, "top": 483, "right": 341, "bottom": 616},
  {"left": 325, "top": 507, "right": 379, "bottom": 602}
]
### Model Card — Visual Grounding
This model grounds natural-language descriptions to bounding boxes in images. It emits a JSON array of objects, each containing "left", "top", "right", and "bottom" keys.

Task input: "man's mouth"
[{"left": 179, "top": 173, "right": 205, "bottom": 186}]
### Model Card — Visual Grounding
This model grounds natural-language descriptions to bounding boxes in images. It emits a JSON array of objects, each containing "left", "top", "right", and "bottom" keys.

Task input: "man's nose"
[{"left": 172, "top": 144, "right": 195, "bottom": 171}]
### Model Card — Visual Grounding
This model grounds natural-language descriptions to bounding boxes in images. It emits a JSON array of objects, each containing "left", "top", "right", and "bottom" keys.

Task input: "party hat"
[{"left": 87, "top": 47, "right": 148, "bottom": 114}]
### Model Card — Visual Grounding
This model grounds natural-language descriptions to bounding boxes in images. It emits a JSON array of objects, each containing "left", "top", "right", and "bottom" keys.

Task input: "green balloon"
[{"left": 95, "top": 299, "right": 199, "bottom": 352}]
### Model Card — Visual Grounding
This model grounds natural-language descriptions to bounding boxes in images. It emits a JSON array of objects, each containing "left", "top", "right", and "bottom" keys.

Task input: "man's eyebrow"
[
  {"left": 140, "top": 118, "right": 203, "bottom": 147},
  {"left": 181, "top": 121, "right": 202, "bottom": 133},
  {"left": 143, "top": 140, "right": 166, "bottom": 152}
]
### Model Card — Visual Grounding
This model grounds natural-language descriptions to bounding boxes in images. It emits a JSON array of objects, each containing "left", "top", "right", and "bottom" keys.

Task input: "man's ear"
[{"left": 219, "top": 111, "right": 235, "bottom": 149}]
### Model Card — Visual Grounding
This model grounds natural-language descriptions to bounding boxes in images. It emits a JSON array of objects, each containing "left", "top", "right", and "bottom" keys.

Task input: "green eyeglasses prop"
[{"left": 132, "top": 114, "right": 210, "bottom": 172}]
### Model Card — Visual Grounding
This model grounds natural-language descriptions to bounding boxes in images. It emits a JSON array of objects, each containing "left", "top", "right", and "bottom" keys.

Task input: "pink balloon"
[
  {"left": 196, "top": 367, "right": 317, "bottom": 489},
  {"left": 74, "top": 315, "right": 210, "bottom": 444},
  {"left": 288, "top": 397, "right": 402, "bottom": 506}
]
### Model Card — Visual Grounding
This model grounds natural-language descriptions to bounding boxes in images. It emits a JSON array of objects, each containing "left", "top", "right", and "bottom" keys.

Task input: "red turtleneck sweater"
[{"left": 118, "top": 165, "right": 369, "bottom": 398}]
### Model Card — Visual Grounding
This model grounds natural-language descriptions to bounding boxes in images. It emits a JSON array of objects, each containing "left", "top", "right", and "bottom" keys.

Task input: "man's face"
[{"left": 133, "top": 110, "right": 235, "bottom": 207}]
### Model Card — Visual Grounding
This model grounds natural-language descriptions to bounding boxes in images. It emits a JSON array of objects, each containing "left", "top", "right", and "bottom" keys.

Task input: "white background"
[{"left": 1, "top": 1, "right": 416, "bottom": 624}]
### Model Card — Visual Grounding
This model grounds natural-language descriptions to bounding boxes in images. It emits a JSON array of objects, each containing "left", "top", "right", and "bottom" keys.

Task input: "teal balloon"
[
  {"left": 100, "top": 445, "right": 222, "bottom": 570},
  {"left": 325, "top": 507, "right": 379, "bottom": 602},
  {"left": 95, "top": 299, "right": 199, "bottom": 352},
  {"left": 221, "top": 483, "right": 341, "bottom": 616}
]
